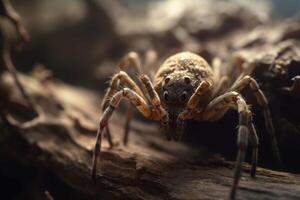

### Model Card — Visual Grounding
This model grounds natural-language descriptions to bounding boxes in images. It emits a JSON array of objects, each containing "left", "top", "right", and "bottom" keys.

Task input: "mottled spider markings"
[{"left": 92, "top": 51, "right": 281, "bottom": 199}]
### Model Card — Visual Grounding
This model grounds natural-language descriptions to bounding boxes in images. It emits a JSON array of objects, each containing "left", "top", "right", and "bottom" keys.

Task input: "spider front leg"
[
  {"left": 92, "top": 87, "right": 167, "bottom": 181},
  {"left": 102, "top": 71, "right": 145, "bottom": 110},
  {"left": 116, "top": 51, "right": 160, "bottom": 144},
  {"left": 230, "top": 75, "right": 282, "bottom": 166},
  {"left": 119, "top": 52, "right": 152, "bottom": 145},
  {"left": 103, "top": 51, "right": 145, "bottom": 145},
  {"left": 139, "top": 74, "right": 169, "bottom": 134},
  {"left": 101, "top": 70, "right": 145, "bottom": 146},
  {"left": 176, "top": 80, "right": 212, "bottom": 140},
  {"left": 202, "top": 92, "right": 257, "bottom": 200}
]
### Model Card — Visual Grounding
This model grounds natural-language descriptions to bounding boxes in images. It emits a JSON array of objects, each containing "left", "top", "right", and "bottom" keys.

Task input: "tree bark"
[{"left": 1, "top": 72, "right": 300, "bottom": 200}]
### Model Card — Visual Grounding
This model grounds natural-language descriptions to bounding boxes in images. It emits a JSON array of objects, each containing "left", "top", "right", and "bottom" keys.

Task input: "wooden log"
[{"left": 1, "top": 73, "right": 300, "bottom": 200}]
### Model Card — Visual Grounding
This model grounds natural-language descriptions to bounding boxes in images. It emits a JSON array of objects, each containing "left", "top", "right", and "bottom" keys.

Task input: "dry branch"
[{"left": 1, "top": 73, "right": 300, "bottom": 200}]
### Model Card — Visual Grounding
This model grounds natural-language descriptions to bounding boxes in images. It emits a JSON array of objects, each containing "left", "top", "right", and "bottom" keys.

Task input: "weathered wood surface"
[{"left": 1, "top": 73, "right": 300, "bottom": 200}]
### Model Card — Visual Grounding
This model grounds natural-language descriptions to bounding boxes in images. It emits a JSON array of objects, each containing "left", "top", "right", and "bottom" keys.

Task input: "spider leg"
[
  {"left": 105, "top": 124, "right": 114, "bottom": 148},
  {"left": 140, "top": 74, "right": 169, "bottom": 135},
  {"left": 101, "top": 70, "right": 146, "bottom": 146},
  {"left": 119, "top": 52, "right": 156, "bottom": 145},
  {"left": 144, "top": 50, "right": 158, "bottom": 80},
  {"left": 211, "top": 57, "right": 231, "bottom": 97},
  {"left": 177, "top": 80, "right": 211, "bottom": 118},
  {"left": 104, "top": 51, "right": 147, "bottom": 146},
  {"left": 102, "top": 71, "right": 145, "bottom": 109},
  {"left": 92, "top": 88, "right": 163, "bottom": 181},
  {"left": 118, "top": 51, "right": 142, "bottom": 74},
  {"left": 212, "top": 57, "right": 222, "bottom": 81},
  {"left": 229, "top": 75, "right": 282, "bottom": 166},
  {"left": 201, "top": 92, "right": 255, "bottom": 199},
  {"left": 118, "top": 51, "right": 149, "bottom": 97},
  {"left": 212, "top": 76, "right": 230, "bottom": 97},
  {"left": 122, "top": 100, "right": 132, "bottom": 145},
  {"left": 118, "top": 51, "right": 143, "bottom": 145},
  {"left": 176, "top": 80, "right": 211, "bottom": 140},
  {"left": 119, "top": 50, "right": 158, "bottom": 84},
  {"left": 117, "top": 52, "right": 162, "bottom": 144}
]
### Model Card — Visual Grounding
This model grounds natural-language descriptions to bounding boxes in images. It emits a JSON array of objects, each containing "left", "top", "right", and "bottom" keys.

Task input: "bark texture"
[{"left": 1, "top": 72, "right": 300, "bottom": 200}]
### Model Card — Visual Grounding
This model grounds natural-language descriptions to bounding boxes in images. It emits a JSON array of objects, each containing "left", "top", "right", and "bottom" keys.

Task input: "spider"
[{"left": 91, "top": 51, "right": 282, "bottom": 199}]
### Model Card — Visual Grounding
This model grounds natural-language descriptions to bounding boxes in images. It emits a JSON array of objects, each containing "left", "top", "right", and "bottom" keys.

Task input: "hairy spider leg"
[
  {"left": 229, "top": 75, "right": 282, "bottom": 166},
  {"left": 176, "top": 80, "right": 211, "bottom": 140},
  {"left": 92, "top": 87, "right": 167, "bottom": 181},
  {"left": 200, "top": 92, "right": 258, "bottom": 200}
]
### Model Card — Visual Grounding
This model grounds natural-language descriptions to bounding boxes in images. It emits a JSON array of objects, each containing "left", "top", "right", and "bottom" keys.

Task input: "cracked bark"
[{"left": 1, "top": 72, "right": 300, "bottom": 200}]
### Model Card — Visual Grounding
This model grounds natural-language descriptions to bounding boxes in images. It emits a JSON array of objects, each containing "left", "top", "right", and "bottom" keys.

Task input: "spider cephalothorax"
[
  {"left": 154, "top": 53, "right": 214, "bottom": 140},
  {"left": 92, "top": 51, "right": 282, "bottom": 199}
]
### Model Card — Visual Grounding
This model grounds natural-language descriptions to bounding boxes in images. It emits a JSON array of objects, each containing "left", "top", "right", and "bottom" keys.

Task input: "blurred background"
[{"left": 11, "top": 0, "right": 299, "bottom": 89}]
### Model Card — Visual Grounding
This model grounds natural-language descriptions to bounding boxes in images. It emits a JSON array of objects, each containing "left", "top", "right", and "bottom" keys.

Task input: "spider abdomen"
[
  {"left": 153, "top": 52, "right": 215, "bottom": 106},
  {"left": 153, "top": 51, "right": 215, "bottom": 90}
]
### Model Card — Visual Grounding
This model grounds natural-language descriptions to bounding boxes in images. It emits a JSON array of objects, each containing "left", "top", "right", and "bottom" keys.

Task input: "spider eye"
[
  {"left": 163, "top": 91, "right": 169, "bottom": 101},
  {"left": 180, "top": 91, "right": 188, "bottom": 102},
  {"left": 184, "top": 76, "right": 191, "bottom": 84},
  {"left": 164, "top": 77, "right": 170, "bottom": 84}
]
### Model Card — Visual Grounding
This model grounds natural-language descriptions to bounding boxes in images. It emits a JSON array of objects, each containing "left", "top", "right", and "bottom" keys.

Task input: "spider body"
[
  {"left": 153, "top": 52, "right": 214, "bottom": 140},
  {"left": 92, "top": 51, "right": 282, "bottom": 199}
]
